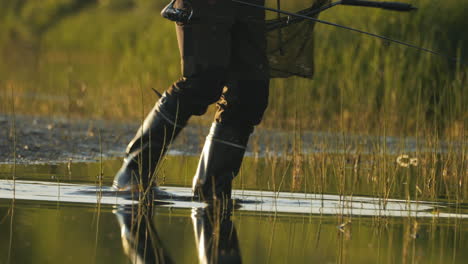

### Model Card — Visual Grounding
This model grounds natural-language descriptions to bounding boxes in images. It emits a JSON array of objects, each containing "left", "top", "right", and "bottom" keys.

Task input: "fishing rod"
[
  {"left": 266, "top": 0, "right": 414, "bottom": 30},
  {"left": 235, "top": 0, "right": 459, "bottom": 63},
  {"left": 161, "top": 0, "right": 462, "bottom": 63}
]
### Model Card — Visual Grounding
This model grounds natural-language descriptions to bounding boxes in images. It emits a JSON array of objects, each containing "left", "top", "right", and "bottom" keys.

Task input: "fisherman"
[
  {"left": 112, "top": 0, "right": 270, "bottom": 201},
  {"left": 112, "top": 0, "right": 423, "bottom": 201}
]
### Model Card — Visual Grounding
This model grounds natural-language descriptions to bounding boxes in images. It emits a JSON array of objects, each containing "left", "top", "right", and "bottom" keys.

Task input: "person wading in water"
[{"left": 112, "top": 0, "right": 270, "bottom": 201}]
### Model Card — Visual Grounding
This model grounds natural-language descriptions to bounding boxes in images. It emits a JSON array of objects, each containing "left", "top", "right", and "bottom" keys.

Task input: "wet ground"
[
  {"left": 0, "top": 114, "right": 206, "bottom": 164},
  {"left": 2, "top": 114, "right": 464, "bottom": 165}
]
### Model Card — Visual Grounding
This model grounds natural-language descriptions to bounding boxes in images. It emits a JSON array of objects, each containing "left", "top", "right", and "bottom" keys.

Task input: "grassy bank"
[{"left": 0, "top": 0, "right": 466, "bottom": 137}]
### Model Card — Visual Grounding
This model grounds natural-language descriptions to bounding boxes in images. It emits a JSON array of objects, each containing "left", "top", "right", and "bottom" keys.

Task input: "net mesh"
[{"left": 265, "top": 0, "right": 331, "bottom": 79}]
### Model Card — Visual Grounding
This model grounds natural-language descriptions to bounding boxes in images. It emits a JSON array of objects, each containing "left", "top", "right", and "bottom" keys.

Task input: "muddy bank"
[
  {"left": 0, "top": 114, "right": 207, "bottom": 164},
  {"left": 1, "top": 114, "right": 462, "bottom": 165}
]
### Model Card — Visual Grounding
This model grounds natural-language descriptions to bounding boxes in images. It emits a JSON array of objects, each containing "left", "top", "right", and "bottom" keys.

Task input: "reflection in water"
[
  {"left": 114, "top": 205, "right": 173, "bottom": 264},
  {"left": 192, "top": 204, "right": 242, "bottom": 264},
  {"left": 115, "top": 202, "right": 242, "bottom": 264},
  {"left": 0, "top": 197, "right": 467, "bottom": 263}
]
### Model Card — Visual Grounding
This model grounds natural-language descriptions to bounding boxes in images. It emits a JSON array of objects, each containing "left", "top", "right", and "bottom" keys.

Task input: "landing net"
[{"left": 265, "top": 0, "right": 330, "bottom": 79}]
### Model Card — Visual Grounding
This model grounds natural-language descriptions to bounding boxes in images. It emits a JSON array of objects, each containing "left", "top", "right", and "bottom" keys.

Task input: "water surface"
[{"left": 1, "top": 157, "right": 467, "bottom": 263}]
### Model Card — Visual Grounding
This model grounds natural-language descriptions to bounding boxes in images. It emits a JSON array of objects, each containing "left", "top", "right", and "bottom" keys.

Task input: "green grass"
[
  {"left": 0, "top": 4, "right": 466, "bottom": 261},
  {"left": 0, "top": 0, "right": 466, "bottom": 137},
  {"left": 0, "top": 0, "right": 466, "bottom": 203}
]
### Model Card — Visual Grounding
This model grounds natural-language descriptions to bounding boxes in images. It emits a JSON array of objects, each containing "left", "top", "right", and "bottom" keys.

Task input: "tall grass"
[
  {"left": 0, "top": 0, "right": 466, "bottom": 205},
  {"left": 0, "top": 0, "right": 465, "bottom": 137}
]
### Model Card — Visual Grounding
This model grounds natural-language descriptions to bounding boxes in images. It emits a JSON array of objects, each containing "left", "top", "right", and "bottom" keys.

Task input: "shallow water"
[
  {"left": 1, "top": 198, "right": 468, "bottom": 264},
  {"left": 1, "top": 157, "right": 467, "bottom": 263}
]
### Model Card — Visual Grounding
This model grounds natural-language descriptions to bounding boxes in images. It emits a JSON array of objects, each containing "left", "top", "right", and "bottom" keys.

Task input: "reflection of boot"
[
  {"left": 113, "top": 92, "right": 190, "bottom": 191},
  {"left": 115, "top": 206, "right": 173, "bottom": 264},
  {"left": 192, "top": 123, "right": 252, "bottom": 201},
  {"left": 192, "top": 205, "right": 242, "bottom": 264}
]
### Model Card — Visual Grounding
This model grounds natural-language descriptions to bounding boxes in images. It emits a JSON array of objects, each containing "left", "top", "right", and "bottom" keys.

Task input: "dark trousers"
[{"left": 168, "top": 0, "right": 270, "bottom": 128}]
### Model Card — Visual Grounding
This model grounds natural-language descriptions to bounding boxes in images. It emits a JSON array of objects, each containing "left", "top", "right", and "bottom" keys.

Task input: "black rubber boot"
[
  {"left": 192, "top": 123, "right": 252, "bottom": 201},
  {"left": 113, "top": 92, "right": 190, "bottom": 191}
]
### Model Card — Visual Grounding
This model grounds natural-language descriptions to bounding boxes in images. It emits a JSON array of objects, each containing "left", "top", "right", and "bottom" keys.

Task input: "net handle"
[
  {"left": 340, "top": 0, "right": 417, "bottom": 12},
  {"left": 265, "top": 0, "right": 416, "bottom": 31}
]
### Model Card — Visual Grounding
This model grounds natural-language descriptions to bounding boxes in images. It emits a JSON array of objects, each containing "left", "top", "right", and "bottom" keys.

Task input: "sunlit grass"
[
  {"left": 0, "top": 0, "right": 466, "bottom": 206},
  {"left": 0, "top": 0, "right": 465, "bottom": 137}
]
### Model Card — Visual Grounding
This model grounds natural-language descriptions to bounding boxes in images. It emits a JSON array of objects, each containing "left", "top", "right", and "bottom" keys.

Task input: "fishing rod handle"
[{"left": 341, "top": 0, "right": 417, "bottom": 12}]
